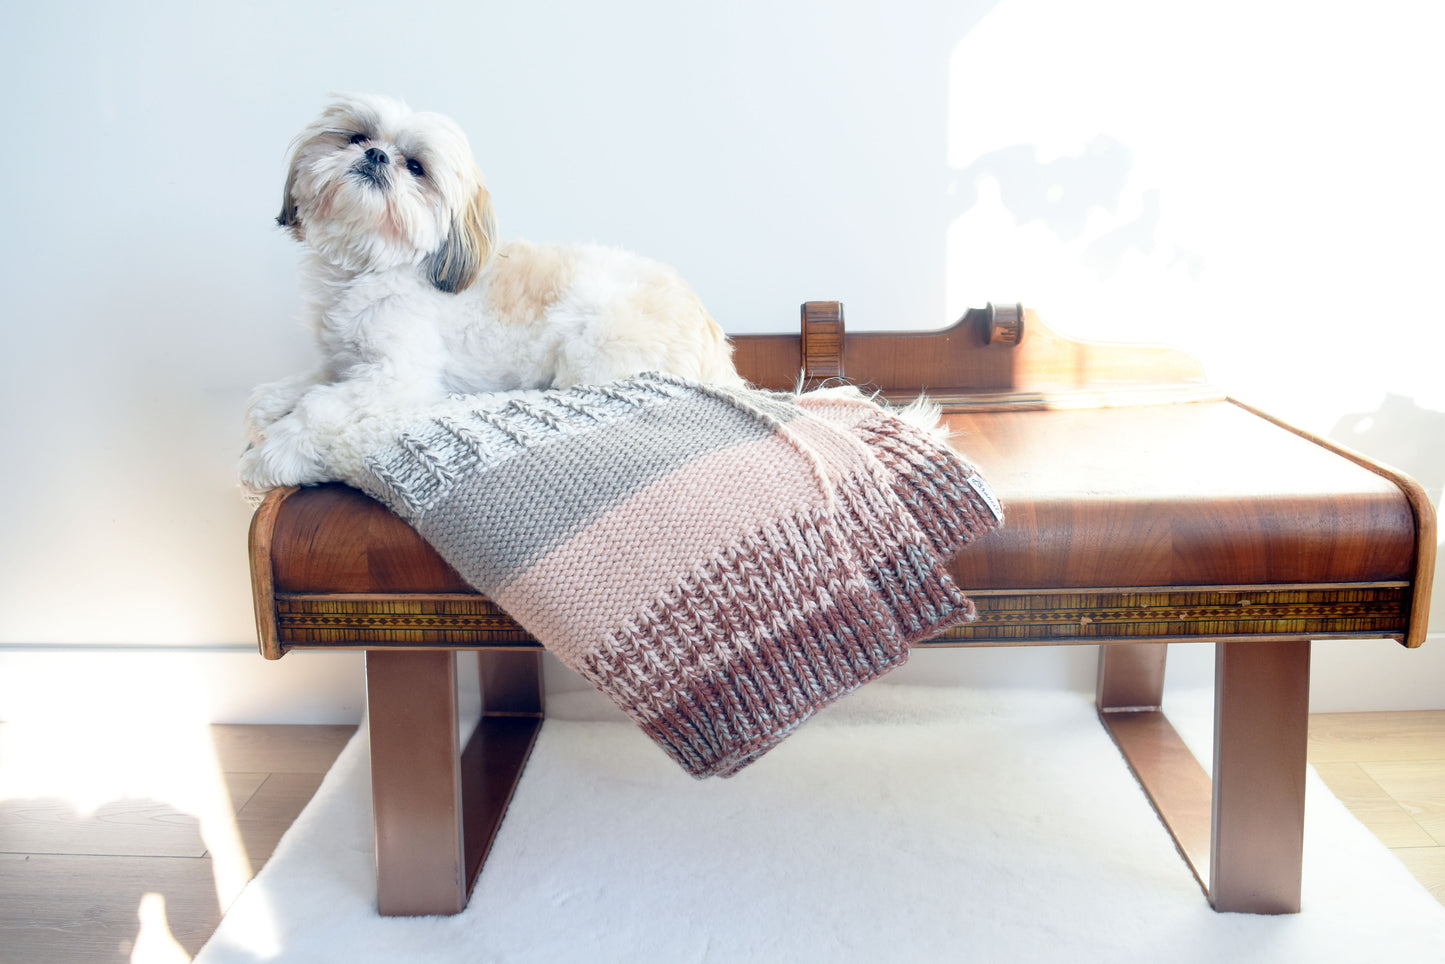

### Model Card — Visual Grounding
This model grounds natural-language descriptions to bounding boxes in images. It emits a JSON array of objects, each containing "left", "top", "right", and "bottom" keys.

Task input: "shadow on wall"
[
  {"left": 955, "top": 136, "right": 1135, "bottom": 243},
  {"left": 1331, "top": 394, "right": 1445, "bottom": 505},
  {"left": 1330, "top": 394, "right": 1445, "bottom": 632},
  {"left": 950, "top": 136, "right": 1192, "bottom": 284}
]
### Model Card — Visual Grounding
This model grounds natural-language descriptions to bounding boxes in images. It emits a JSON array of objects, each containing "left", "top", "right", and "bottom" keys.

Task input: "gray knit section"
[
  {"left": 419, "top": 395, "right": 778, "bottom": 594},
  {"left": 357, "top": 373, "right": 694, "bottom": 520},
  {"left": 354, "top": 373, "right": 805, "bottom": 595}
]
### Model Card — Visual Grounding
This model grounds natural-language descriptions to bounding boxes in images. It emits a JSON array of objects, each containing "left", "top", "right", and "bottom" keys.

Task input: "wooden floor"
[
  {"left": 0, "top": 713, "right": 1442, "bottom": 962},
  {"left": 1307, "top": 711, "right": 1445, "bottom": 905},
  {"left": 0, "top": 724, "right": 357, "bottom": 963}
]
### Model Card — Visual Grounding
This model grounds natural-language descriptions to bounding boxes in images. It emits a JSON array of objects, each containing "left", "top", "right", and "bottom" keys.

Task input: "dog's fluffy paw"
[
  {"left": 238, "top": 415, "right": 326, "bottom": 498},
  {"left": 245, "top": 373, "right": 319, "bottom": 444}
]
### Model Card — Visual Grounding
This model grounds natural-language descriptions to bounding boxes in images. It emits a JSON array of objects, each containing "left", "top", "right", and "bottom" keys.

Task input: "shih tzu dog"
[{"left": 240, "top": 92, "right": 742, "bottom": 495}]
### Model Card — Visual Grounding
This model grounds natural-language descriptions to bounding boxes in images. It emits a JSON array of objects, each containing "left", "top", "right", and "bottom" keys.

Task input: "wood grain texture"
[
  {"left": 1309, "top": 711, "right": 1445, "bottom": 763},
  {"left": 1307, "top": 711, "right": 1445, "bottom": 908},
  {"left": 1357, "top": 761, "right": 1445, "bottom": 846},
  {"left": 248, "top": 485, "right": 297, "bottom": 659},
  {"left": 207, "top": 723, "right": 357, "bottom": 773},
  {"left": 0, "top": 852, "right": 222, "bottom": 963},
  {"left": 0, "top": 724, "right": 353, "bottom": 963},
  {"left": 1311, "top": 763, "right": 1440, "bottom": 848},
  {"left": 229, "top": 772, "right": 329, "bottom": 862},
  {"left": 0, "top": 773, "right": 264, "bottom": 858},
  {"left": 942, "top": 402, "right": 1418, "bottom": 598},
  {"left": 268, "top": 483, "right": 472, "bottom": 594},
  {"left": 1227, "top": 398, "right": 1437, "bottom": 647},
  {"left": 799, "top": 301, "right": 845, "bottom": 383}
]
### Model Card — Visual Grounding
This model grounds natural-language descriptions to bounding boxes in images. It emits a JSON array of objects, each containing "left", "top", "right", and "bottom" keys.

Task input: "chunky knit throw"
[{"left": 335, "top": 373, "right": 1002, "bottom": 777}]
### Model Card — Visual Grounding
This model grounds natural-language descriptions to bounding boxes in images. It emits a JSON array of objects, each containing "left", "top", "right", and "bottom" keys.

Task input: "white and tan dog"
[{"left": 241, "top": 92, "right": 741, "bottom": 495}]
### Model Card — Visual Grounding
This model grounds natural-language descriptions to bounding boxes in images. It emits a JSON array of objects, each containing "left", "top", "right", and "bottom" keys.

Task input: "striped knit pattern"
[{"left": 344, "top": 373, "right": 1002, "bottom": 778}]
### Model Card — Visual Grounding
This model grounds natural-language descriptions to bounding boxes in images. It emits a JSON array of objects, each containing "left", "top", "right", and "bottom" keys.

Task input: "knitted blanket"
[{"left": 332, "top": 374, "right": 1003, "bottom": 777}]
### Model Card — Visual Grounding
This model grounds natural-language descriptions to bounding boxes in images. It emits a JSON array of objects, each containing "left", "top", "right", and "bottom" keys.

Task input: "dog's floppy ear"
[
  {"left": 276, "top": 148, "right": 303, "bottom": 236},
  {"left": 428, "top": 175, "right": 496, "bottom": 294}
]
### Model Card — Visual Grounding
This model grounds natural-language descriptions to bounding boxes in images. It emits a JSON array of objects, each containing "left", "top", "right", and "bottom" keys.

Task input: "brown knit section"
[
  {"left": 567, "top": 482, "right": 957, "bottom": 777},
  {"left": 851, "top": 412, "right": 1004, "bottom": 560},
  {"left": 830, "top": 467, "right": 975, "bottom": 642}
]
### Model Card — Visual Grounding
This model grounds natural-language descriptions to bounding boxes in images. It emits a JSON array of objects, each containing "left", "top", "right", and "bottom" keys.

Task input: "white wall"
[{"left": 0, "top": 0, "right": 1440, "bottom": 723}]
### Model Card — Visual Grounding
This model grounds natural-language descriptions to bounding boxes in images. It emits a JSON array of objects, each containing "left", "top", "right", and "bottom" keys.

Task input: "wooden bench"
[{"left": 248, "top": 303, "right": 1435, "bottom": 916}]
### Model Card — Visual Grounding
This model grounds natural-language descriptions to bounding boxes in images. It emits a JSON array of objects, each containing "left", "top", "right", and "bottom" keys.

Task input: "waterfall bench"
[{"left": 248, "top": 303, "right": 1435, "bottom": 917}]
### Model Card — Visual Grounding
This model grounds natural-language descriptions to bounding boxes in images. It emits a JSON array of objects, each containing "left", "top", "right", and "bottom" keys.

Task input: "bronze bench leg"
[
  {"left": 1097, "top": 640, "right": 1310, "bottom": 914},
  {"left": 1210, "top": 639, "right": 1310, "bottom": 914},
  {"left": 366, "top": 649, "right": 544, "bottom": 916}
]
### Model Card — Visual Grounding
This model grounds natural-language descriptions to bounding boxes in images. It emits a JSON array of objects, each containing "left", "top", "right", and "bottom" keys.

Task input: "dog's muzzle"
[{"left": 352, "top": 147, "right": 392, "bottom": 188}]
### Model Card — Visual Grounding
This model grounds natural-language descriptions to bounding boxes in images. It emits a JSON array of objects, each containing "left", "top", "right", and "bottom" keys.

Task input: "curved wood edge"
[
  {"left": 1227, "top": 398, "right": 1437, "bottom": 648},
  {"left": 248, "top": 486, "right": 301, "bottom": 659}
]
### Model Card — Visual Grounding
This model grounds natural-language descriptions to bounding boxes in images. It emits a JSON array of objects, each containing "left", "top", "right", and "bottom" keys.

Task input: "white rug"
[{"left": 195, "top": 686, "right": 1445, "bottom": 963}]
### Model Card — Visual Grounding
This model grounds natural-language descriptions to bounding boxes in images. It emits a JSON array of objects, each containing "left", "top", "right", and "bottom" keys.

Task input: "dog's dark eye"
[
  {"left": 405, "top": 158, "right": 425, "bottom": 177},
  {"left": 348, "top": 133, "right": 368, "bottom": 146}
]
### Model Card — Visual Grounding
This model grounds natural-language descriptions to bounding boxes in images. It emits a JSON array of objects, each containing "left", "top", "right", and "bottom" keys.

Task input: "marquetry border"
[
  {"left": 267, "top": 583, "right": 1410, "bottom": 656},
  {"left": 273, "top": 593, "right": 541, "bottom": 652},
  {"left": 923, "top": 585, "right": 1410, "bottom": 645}
]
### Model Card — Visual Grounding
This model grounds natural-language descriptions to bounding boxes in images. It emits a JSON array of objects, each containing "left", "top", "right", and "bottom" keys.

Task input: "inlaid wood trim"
[
  {"left": 924, "top": 585, "right": 1409, "bottom": 645},
  {"left": 274, "top": 593, "right": 541, "bottom": 651},
  {"left": 268, "top": 584, "right": 1409, "bottom": 654}
]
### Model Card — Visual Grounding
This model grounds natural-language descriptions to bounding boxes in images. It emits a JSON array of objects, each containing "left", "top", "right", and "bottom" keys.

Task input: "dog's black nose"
[{"left": 365, "top": 147, "right": 390, "bottom": 166}]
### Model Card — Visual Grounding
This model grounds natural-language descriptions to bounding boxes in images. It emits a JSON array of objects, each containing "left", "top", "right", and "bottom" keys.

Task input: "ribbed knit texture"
[{"left": 340, "top": 373, "right": 1002, "bottom": 778}]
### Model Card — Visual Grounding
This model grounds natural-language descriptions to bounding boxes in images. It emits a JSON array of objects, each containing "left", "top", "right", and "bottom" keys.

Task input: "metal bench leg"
[
  {"left": 366, "top": 649, "right": 545, "bottom": 916},
  {"left": 460, "top": 652, "right": 545, "bottom": 891},
  {"left": 1210, "top": 639, "right": 1310, "bottom": 914},
  {"left": 367, "top": 650, "right": 466, "bottom": 916},
  {"left": 1097, "top": 640, "right": 1310, "bottom": 914}
]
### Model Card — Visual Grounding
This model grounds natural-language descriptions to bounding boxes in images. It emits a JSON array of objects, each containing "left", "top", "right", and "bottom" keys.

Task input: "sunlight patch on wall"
[{"left": 944, "top": 0, "right": 1445, "bottom": 430}]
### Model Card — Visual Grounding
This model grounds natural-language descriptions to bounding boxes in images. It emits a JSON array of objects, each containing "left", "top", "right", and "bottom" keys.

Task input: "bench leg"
[
  {"left": 366, "top": 649, "right": 544, "bottom": 917},
  {"left": 1097, "top": 640, "right": 1310, "bottom": 914},
  {"left": 367, "top": 650, "right": 466, "bottom": 916},
  {"left": 1210, "top": 639, "right": 1310, "bottom": 914}
]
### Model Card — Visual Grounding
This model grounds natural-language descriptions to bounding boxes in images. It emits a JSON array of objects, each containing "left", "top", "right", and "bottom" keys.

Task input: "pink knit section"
[
  {"left": 795, "top": 394, "right": 878, "bottom": 431},
  {"left": 494, "top": 433, "right": 827, "bottom": 664},
  {"left": 771, "top": 402, "right": 879, "bottom": 490}
]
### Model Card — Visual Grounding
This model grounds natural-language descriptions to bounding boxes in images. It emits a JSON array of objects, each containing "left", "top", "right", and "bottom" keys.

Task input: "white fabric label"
[{"left": 967, "top": 475, "right": 1004, "bottom": 522}]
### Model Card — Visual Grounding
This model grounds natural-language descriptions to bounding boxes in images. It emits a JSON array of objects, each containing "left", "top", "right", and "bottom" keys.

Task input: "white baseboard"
[{"left": 0, "top": 646, "right": 365, "bottom": 725}]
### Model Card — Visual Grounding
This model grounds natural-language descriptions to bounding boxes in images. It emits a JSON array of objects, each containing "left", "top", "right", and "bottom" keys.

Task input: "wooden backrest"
[{"left": 732, "top": 302, "right": 1214, "bottom": 408}]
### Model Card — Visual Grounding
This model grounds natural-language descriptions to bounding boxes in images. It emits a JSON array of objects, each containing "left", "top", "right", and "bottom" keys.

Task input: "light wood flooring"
[
  {"left": 0, "top": 713, "right": 1442, "bottom": 963},
  {"left": 1307, "top": 711, "right": 1445, "bottom": 905}
]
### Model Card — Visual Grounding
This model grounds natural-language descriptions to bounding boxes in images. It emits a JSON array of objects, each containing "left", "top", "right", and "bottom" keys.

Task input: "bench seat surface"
[{"left": 257, "top": 397, "right": 1421, "bottom": 655}]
